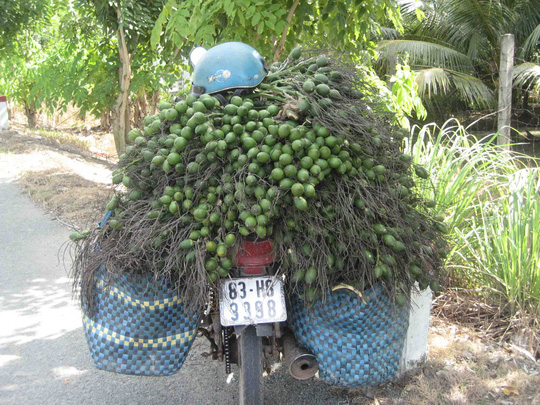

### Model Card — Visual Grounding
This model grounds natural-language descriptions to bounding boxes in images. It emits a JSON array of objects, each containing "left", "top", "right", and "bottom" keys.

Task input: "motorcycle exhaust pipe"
[{"left": 282, "top": 333, "right": 318, "bottom": 380}]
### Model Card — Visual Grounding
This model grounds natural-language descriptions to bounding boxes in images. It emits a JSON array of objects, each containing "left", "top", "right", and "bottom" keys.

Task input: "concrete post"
[
  {"left": 399, "top": 286, "right": 433, "bottom": 373},
  {"left": 497, "top": 34, "right": 514, "bottom": 147}
]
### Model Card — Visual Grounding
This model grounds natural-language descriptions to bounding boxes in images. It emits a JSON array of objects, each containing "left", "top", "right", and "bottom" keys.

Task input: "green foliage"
[
  {"left": 513, "top": 63, "right": 540, "bottom": 95},
  {"left": 82, "top": 0, "right": 186, "bottom": 154},
  {"left": 324, "top": 62, "right": 425, "bottom": 128},
  {"left": 85, "top": 0, "right": 169, "bottom": 52},
  {"left": 1, "top": 0, "right": 404, "bottom": 136},
  {"left": 70, "top": 1, "right": 185, "bottom": 120},
  {"left": 151, "top": 0, "right": 402, "bottom": 59},
  {"left": 377, "top": 0, "right": 540, "bottom": 115},
  {"left": 389, "top": 63, "right": 427, "bottom": 126},
  {"left": 405, "top": 121, "right": 521, "bottom": 230},
  {"left": 67, "top": 43, "right": 119, "bottom": 118},
  {"left": 414, "top": 68, "right": 495, "bottom": 110},
  {"left": 0, "top": 1, "right": 116, "bottom": 119},
  {"left": 405, "top": 120, "right": 540, "bottom": 317},
  {"left": 458, "top": 168, "right": 540, "bottom": 314},
  {"left": 318, "top": 61, "right": 427, "bottom": 128},
  {"left": 378, "top": 40, "right": 475, "bottom": 73},
  {"left": 0, "top": 0, "right": 51, "bottom": 50},
  {"left": 0, "top": 1, "right": 64, "bottom": 114}
]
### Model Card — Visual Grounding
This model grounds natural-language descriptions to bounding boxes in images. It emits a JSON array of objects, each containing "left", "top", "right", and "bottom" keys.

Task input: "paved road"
[{"left": 0, "top": 178, "right": 351, "bottom": 405}]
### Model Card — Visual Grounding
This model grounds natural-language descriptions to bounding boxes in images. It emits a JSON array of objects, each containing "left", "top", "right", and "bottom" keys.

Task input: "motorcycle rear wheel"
[{"left": 238, "top": 325, "right": 263, "bottom": 405}]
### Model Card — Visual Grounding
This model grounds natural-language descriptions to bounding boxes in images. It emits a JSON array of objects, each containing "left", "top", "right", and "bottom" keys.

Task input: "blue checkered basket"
[
  {"left": 82, "top": 269, "right": 199, "bottom": 376},
  {"left": 289, "top": 285, "right": 409, "bottom": 387},
  {"left": 81, "top": 211, "right": 199, "bottom": 376}
]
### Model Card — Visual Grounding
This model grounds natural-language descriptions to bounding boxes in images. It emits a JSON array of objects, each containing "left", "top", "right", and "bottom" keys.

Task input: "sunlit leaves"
[{"left": 151, "top": 0, "right": 401, "bottom": 61}]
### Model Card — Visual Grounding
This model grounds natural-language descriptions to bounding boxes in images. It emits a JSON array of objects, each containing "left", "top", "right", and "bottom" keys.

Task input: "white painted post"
[
  {"left": 399, "top": 286, "right": 433, "bottom": 373},
  {"left": 497, "top": 34, "right": 514, "bottom": 147},
  {"left": 0, "top": 95, "right": 8, "bottom": 130}
]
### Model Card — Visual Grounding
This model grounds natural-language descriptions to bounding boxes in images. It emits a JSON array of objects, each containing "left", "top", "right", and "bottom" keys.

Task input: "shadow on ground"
[{"left": 0, "top": 273, "right": 353, "bottom": 405}]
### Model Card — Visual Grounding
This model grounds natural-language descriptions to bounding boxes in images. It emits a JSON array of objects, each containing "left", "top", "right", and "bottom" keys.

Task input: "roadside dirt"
[
  {"left": 1, "top": 127, "right": 539, "bottom": 404},
  {"left": 357, "top": 318, "right": 540, "bottom": 404},
  {"left": 0, "top": 129, "right": 114, "bottom": 229}
]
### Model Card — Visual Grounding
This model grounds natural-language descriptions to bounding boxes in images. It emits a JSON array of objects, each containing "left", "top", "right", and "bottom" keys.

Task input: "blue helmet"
[{"left": 190, "top": 42, "right": 267, "bottom": 96}]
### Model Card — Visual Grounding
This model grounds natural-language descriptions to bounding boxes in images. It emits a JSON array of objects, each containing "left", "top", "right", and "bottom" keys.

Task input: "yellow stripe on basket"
[
  {"left": 83, "top": 314, "right": 196, "bottom": 348},
  {"left": 95, "top": 279, "right": 183, "bottom": 308}
]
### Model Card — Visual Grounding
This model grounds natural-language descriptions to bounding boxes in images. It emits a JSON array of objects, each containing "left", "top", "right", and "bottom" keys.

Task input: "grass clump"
[
  {"left": 405, "top": 119, "right": 540, "bottom": 354},
  {"left": 456, "top": 168, "right": 540, "bottom": 314}
]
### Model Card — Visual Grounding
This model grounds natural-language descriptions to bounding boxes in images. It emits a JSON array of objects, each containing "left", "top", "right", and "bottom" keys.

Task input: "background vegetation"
[{"left": 374, "top": 0, "right": 540, "bottom": 125}]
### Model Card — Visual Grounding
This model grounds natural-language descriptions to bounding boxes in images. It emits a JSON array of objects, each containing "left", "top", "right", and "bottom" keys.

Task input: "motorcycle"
[{"left": 199, "top": 239, "right": 319, "bottom": 405}]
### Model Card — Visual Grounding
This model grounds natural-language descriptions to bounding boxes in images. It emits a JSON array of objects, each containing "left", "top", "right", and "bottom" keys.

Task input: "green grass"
[
  {"left": 405, "top": 119, "right": 540, "bottom": 317},
  {"left": 455, "top": 168, "right": 540, "bottom": 314}
]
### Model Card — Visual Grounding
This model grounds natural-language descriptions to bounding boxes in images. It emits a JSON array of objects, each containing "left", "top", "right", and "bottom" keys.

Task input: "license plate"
[{"left": 219, "top": 277, "right": 287, "bottom": 326}]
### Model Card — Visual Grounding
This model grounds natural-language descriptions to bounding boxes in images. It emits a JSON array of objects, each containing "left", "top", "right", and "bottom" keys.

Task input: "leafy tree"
[
  {"left": 0, "top": 0, "right": 120, "bottom": 129},
  {"left": 0, "top": 0, "right": 50, "bottom": 50},
  {"left": 151, "top": 0, "right": 402, "bottom": 63},
  {"left": 56, "top": 5, "right": 170, "bottom": 131},
  {"left": 0, "top": 0, "right": 183, "bottom": 152},
  {"left": 82, "top": 0, "right": 183, "bottom": 154},
  {"left": 376, "top": 0, "right": 540, "bottom": 114},
  {"left": 0, "top": 0, "right": 66, "bottom": 127}
]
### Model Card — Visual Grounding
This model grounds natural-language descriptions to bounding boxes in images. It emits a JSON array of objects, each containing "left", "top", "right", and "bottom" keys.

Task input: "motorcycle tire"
[{"left": 238, "top": 325, "right": 263, "bottom": 405}]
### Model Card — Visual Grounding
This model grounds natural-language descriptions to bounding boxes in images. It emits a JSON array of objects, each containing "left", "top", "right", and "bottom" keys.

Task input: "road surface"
[{"left": 0, "top": 178, "right": 352, "bottom": 405}]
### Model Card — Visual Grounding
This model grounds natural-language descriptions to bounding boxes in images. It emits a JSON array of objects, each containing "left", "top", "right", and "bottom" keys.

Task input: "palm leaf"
[
  {"left": 371, "top": 26, "right": 399, "bottom": 41},
  {"left": 416, "top": 68, "right": 450, "bottom": 98},
  {"left": 512, "top": 0, "right": 540, "bottom": 45},
  {"left": 378, "top": 40, "right": 475, "bottom": 73},
  {"left": 406, "top": 0, "right": 506, "bottom": 52},
  {"left": 465, "top": 31, "right": 487, "bottom": 61},
  {"left": 519, "top": 24, "right": 540, "bottom": 60},
  {"left": 513, "top": 62, "right": 540, "bottom": 92},
  {"left": 451, "top": 70, "right": 495, "bottom": 108},
  {"left": 377, "top": 26, "right": 400, "bottom": 40},
  {"left": 397, "top": 0, "right": 426, "bottom": 15},
  {"left": 439, "top": 0, "right": 513, "bottom": 44},
  {"left": 415, "top": 67, "right": 495, "bottom": 109}
]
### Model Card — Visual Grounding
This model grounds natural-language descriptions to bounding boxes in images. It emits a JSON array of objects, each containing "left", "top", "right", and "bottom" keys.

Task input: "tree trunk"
[
  {"left": 272, "top": 0, "right": 301, "bottom": 62},
  {"left": 100, "top": 110, "right": 112, "bottom": 130},
  {"left": 150, "top": 90, "right": 159, "bottom": 115},
  {"left": 132, "top": 89, "right": 147, "bottom": 128},
  {"left": 112, "top": 8, "right": 132, "bottom": 156},
  {"left": 24, "top": 103, "right": 37, "bottom": 129},
  {"left": 386, "top": 53, "right": 398, "bottom": 82},
  {"left": 132, "top": 98, "right": 141, "bottom": 128}
]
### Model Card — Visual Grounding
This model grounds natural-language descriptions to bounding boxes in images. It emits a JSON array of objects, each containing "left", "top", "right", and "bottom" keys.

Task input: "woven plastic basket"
[
  {"left": 289, "top": 285, "right": 409, "bottom": 387},
  {"left": 82, "top": 269, "right": 199, "bottom": 376},
  {"left": 81, "top": 211, "right": 199, "bottom": 376}
]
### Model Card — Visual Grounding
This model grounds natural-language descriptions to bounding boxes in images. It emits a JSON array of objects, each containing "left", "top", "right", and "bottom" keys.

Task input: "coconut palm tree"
[{"left": 377, "top": 0, "right": 540, "bottom": 114}]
